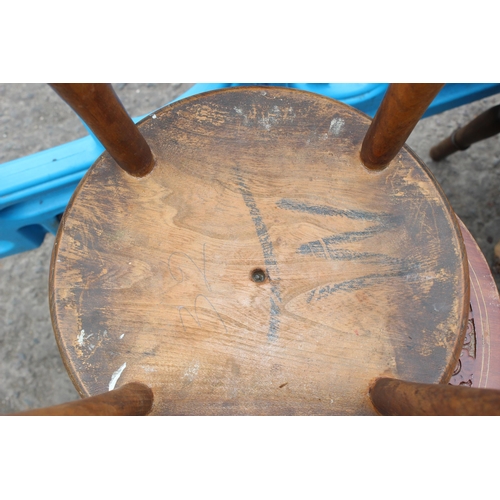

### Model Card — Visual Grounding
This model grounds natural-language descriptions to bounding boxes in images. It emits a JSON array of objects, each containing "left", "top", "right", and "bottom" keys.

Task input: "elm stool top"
[{"left": 42, "top": 84, "right": 478, "bottom": 415}]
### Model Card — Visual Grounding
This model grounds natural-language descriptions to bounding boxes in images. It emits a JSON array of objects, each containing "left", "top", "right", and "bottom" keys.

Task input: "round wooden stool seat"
[{"left": 50, "top": 87, "right": 469, "bottom": 415}]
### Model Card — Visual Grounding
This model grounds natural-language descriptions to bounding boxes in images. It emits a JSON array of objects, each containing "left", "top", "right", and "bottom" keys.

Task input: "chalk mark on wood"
[
  {"left": 306, "top": 268, "right": 418, "bottom": 303},
  {"left": 277, "top": 198, "right": 401, "bottom": 259},
  {"left": 277, "top": 198, "right": 396, "bottom": 222},
  {"left": 235, "top": 167, "right": 282, "bottom": 341},
  {"left": 277, "top": 198, "right": 414, "bottom": 301}
]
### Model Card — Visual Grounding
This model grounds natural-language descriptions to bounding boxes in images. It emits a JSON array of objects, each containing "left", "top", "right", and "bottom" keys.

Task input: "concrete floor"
[{"left": 1, "top": 83, "right": 499, "bottom": 414}]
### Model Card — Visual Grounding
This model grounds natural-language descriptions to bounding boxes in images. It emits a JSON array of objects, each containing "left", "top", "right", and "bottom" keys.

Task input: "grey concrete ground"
[{"left": 1, "top": 84, "right": 499, "bottom": 414}]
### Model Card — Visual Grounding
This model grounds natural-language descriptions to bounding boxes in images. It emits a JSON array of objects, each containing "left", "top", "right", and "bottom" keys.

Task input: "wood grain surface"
[
  {"left": 49, "top": 87, "right": 469, "bottom": 415},
  {"left": 370, "top": 220, "right": 500, "bottom": 415}
]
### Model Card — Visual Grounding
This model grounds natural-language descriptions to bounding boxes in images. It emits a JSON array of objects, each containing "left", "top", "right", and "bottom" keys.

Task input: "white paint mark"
[
  {"left": 258, "top": 105, "right": 283, "bottom": 131},
  {"left": 141, "top": 365, "right": 156, "bottom": 373},
  {"left": 152, "top": 114, "right": 157, "bottom": 119},
  {"left": 109, "top": 362, "right": 127, "bottom": 391},
  {"left": 259, "top": 118, "right": 272, "bottom": 131},
  {"left": 329, "top": 117, "right": 345, "bottom": 136},
  {"left": 77, "top": 330, "right": 85, "bottom": 346},
  {"left": 57, "top": 259, "right": 61, "bottom": 262},
  {"left": 234, "top": 107, "right": 249, "bottom": 125},
  {"left": 405, "top": 274, "right": 434, "bottom": 282},
  {"left": 120, "top": 334, "right": 125, "bottom": 339},
  {"left": 183, "top": 361, "right": 200, "bottom": 382}
]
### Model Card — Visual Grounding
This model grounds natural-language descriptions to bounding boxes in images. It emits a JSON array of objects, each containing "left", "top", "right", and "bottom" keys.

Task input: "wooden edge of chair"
[
  {"left": 370, "top": 377, "right": 500, "bottom": 416},
  {"left": 9, "top": 382, "right": 154, "bottom": 416}
]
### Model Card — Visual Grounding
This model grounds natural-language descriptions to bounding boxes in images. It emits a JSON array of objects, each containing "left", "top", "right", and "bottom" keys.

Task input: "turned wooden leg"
[
  {"left": 11, "top": 382, "right": 154, "bottom": 416},
  {"left": 430, "top": 104, "right": 500, "bottom": 161},
  {"left": 360, "top": 83, "right": 444, "bottom": 170},
  {"left": 49, "top": 84, "right": 155, "bottom": 177},
  {"left": 370, "top": 378, "right": 500, "bottom": 416}
]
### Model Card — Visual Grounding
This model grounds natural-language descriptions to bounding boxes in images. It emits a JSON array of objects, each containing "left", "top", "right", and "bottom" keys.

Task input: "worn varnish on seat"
[{"left": 48, "top": 86, "right": 470, "bottom": 415}]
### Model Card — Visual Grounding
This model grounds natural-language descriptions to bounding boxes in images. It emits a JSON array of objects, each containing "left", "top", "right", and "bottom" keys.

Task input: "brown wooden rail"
[{"left": 430, "top": 104, "right": 500, "bottom": 161}]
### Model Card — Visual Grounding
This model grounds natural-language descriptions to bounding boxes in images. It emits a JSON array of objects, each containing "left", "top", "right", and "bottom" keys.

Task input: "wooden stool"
[{"left": 16, "top": 83, "right": 500, "bottom": 415}]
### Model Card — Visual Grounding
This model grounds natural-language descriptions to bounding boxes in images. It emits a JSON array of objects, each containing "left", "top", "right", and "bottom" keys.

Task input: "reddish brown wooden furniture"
[
  {"left": 430, "top": 104, "right": 500, "bottom": 161},
  {"left": 14, "top": 83, "right": 500, "bottom": 416},
  {"left": 450, "top": 220, "right": 500, "bottom": 391}
]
